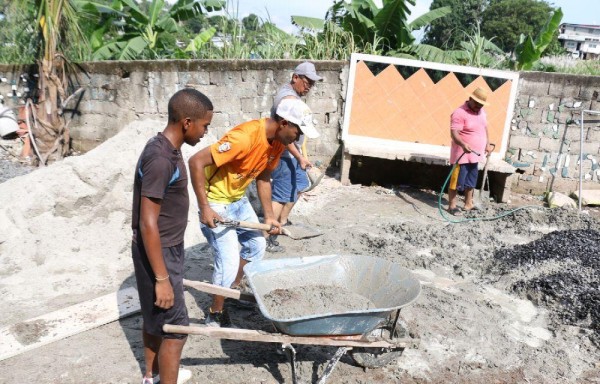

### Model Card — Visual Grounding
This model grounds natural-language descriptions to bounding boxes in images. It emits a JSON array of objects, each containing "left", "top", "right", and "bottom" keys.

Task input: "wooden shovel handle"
[{"left": 235, "top": 220, "right": 272, "bottom": 231}]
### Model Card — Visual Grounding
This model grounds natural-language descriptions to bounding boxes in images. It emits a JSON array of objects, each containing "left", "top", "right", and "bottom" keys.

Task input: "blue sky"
[{"left": 219, "top": 0, "right": 599, "bottom": 34}]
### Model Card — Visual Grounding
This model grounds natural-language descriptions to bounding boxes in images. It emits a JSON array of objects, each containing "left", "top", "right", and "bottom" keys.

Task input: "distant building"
[{"left": 558, "top": 23, "right": 600, "bottom": 60}]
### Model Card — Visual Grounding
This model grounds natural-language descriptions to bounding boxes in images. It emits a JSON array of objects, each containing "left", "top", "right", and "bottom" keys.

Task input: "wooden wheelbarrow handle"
[{"left": 183, "top": 279, "right": 256, "bottom": 303}]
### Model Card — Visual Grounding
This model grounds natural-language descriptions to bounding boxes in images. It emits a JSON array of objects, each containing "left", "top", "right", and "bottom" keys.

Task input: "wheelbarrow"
[{"left": 165, "top": 254, "right": 421, "bottom": 384}]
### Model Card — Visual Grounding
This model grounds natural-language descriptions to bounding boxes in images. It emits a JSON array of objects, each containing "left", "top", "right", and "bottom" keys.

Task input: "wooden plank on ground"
[
  {"left": 572, "top": 189, "right": 600, "bottom": 206},
  {"left": 0, "top": 287, "right": 140, "bottom": 361}
]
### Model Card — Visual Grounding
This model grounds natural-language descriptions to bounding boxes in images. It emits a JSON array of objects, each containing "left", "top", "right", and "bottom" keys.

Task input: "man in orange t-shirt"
[{"left": 189, "top": 98, "right": 318, "bottom": 327}]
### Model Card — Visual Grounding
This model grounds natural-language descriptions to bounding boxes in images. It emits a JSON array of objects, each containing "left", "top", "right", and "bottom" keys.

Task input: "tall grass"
[
  {"left": 538, "top": 55, "right": 600, "bottom": 75},
  {"left": 192, "top": 3, "right": 381, "bottom": 60},
  {"left": 295, "top": 22, "right": 382, "bottom": 60}
]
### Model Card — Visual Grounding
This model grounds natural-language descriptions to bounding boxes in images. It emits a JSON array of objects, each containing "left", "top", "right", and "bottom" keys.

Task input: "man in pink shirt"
[{"left": 448, "top": 87, "right": 491, "bottom": 215}]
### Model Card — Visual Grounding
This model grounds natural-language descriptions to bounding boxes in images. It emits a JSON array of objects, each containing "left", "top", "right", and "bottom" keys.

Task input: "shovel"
[
  {"left": 299, "top": 166, "right": 324, "bottom": 193},
  {"left": 477, "top": 143, "right": 495, "bottom": 205},
  {"left": 216, "top": 219, "right": 322, "bottom": 240}
]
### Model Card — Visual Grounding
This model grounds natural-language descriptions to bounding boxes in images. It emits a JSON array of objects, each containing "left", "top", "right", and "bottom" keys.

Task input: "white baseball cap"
[
  {"left": 276, "top": 98, "right": 319, "bottom": 139},
  {"left": 294, "top": 62, "right": 323, "bottom": 82}
]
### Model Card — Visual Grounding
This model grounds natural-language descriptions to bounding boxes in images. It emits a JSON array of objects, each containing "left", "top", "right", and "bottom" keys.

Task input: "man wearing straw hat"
[{"left": 447, "top": 87, "right": 491, "bottom": 216}]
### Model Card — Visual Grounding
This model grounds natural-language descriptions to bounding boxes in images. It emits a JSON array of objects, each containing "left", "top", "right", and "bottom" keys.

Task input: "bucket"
[{"left": 0, "top": 107, "right": 18, "bottom": 139}]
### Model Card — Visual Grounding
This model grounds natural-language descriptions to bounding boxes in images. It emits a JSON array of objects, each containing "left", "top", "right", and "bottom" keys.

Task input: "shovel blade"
[{"left": 281, "top": 223, "right": 323, "bottom": 240}]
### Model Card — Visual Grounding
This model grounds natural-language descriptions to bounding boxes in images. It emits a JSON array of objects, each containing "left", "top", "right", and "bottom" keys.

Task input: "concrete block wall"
[
  {"left": 508, "top": 71, "right": 600, "bottom": 195},
  {"left": 3, "top": 61, "right": 600, "bottom": 199},
  {"left": 0, "top": 60, "right": 347, "bottom": 168}
]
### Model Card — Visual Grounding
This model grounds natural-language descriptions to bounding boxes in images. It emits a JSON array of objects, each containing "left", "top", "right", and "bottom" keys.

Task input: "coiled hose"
[{"left": 438, "top": 153, "right": 542, "bottom": 223}]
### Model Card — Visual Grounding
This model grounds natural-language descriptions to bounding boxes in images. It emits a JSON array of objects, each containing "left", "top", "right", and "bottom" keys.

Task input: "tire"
[{"left": 350, "top": 320, "right": 407, "bottom": 368}]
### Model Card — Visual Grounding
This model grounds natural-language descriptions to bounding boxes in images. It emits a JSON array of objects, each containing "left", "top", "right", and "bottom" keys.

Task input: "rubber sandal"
[{"left": 448, "top": 207, "right": 463, "bottom": 216}]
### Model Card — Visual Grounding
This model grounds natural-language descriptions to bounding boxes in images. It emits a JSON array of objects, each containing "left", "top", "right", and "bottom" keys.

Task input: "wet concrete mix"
[{"left": 262, "top": 284, "right": 376, "bottom": 319}]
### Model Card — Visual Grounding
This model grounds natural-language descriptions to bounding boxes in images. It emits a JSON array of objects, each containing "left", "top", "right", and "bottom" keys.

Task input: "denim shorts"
[
  {"left": 200, "top": 197, "right": 266, "bottom": 288},
  {"left": 132, "top": 239, "right": 189, "bottom": 339},
  {"left": 271, "top": 157, "right": 309, "bottom": 203}
]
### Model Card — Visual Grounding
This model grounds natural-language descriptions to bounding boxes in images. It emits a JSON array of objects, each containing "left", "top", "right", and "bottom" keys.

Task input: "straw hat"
[{"left": 470, "top": 87, "right": 490, "bottom": 106}]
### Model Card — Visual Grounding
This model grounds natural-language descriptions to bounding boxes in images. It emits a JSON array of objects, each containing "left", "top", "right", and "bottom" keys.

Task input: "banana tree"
[
  {"left": 514, "top": 8, "right": 563, "bottom": 70},
  {"left": 18, "top": 0, "right": 89, "bottom": 165},
  {"left": 83, "top": 0, "right": 223, "bottom": 60},
  {"left": 292, "top": 0, "right": 451, "bottom": 61},
  {"left": 445, "top": 23, "right": 507, "bottom": 68}
]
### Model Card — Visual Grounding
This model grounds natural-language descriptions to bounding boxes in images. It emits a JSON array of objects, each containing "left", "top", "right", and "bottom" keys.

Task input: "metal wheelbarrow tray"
[
  {"left": 167, "top": 255, "right": 421, "bottom": 382},
  {"left": 244, "top": 254, "right": 421, "bottom": 336}
]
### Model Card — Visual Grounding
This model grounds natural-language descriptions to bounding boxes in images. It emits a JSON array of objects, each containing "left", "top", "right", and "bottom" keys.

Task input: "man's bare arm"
[
  {"left": 256, "top": 169, "right": 281, "bottom": 234},
  {"left": 189, "top": 147, "right": 221, "bottom": 228}
]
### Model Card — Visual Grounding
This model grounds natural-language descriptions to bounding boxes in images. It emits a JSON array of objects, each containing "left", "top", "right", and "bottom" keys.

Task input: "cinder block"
[
  {"left": 508, "top": 135, "right": 540, "bottom": 150},
  {"left": 534, "top": 96, "right": 561, "bottom": 110},
  {"left": 258, "top": 82, "right": 278, "bottom": 97},
  {"left": 569, "top": 141, "right": 599, "bottom": 155},
  {"left": 579, "top": 87, "right": 599, "bottom": 100},
  {"left": 241, "top": 70, "right": 273, "bottom": 84},
  {"left": 548, "top": 81, "right": 580, "bottom": 98},
  {"left": 306, "top": 98, "right": 338, "bottom": 114},
  {"left": 565, "top": 126, "right": 588, "bottom": 141},
  {"left": 210, "top": 96, "right": 241, "bottom": 113},
  {"left": 209, "top": 71, "right": 242, "bottom": 85},
  {"left": 313, "top": 83, "right": 343, "bottom": 99},
  {"left": 539, "top": 137, "right": 565, "bottom": 153},
  {"left": 210, "top": 112, "right": 230, "bottom": 129},
  {"left": 181, "top": 71, "right": 210, "bottom": 86},
  {"left": 517, "top": 94, "right": 530, "bottom": 107},
  {"left": 196, "top": 83, "right": 255, "bottom": 98},
  {"left": 240, "top": 96, "right": 272, "bottom": 113},
  {"left": 317, "top": 71, "right": 341, "bottom": 85},
  {"left": 518, "top": 79, "right": 549, "bottom": 96},
  {"left": 587, "top": 128, "right": 600, "bottom": 142},
  {"left": 130, "top": 83, "right": 157, "bottom": 113},
  {"left": 523, "top": 108, "right": 543, "bottom": 123},
  {"left": 273, "top": 70, "right": 293, "bottom": 85}
]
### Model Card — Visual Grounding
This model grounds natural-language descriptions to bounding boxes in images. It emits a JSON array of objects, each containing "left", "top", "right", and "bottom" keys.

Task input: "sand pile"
[{"left": 0, "top": 120, "right": 215, "bottom": 326}]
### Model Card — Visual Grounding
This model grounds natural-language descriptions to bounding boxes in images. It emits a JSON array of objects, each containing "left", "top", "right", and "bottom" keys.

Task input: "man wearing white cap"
[
  {"left": 447, "top": 87, "right": 491, "bottom": 215},
  {"left": 266, "top": 62, "right": 322, "bottom": 252},
  {"left": 189, "top": 98, "right": 318, "bottom": 327}
]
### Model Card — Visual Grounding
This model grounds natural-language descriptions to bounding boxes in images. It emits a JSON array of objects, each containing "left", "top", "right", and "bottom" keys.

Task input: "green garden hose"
[{"left": 438, "top": 155, "right": 542, "bottom": 223}]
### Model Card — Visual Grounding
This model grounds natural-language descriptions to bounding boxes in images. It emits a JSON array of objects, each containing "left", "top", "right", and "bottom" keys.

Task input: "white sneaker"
[
  {"left": 151, "top": 368, "right": 192, "bottom": 384},
  {"left": 176, "top": 368, "right": 192, "bottom": 384}
]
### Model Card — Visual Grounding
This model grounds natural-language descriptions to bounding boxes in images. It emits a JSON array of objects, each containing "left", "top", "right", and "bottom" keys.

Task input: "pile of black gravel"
[
  {"left": 0, "top": 152, "right": 34, "bottom": 183},
  {"left": 492, "top": 229, "right": 600, "bottom": 346}
]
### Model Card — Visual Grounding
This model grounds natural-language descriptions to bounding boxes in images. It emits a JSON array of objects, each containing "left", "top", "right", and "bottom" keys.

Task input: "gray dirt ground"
[{"left": 2, "top": 168, "right": 600, "bottom": 383}]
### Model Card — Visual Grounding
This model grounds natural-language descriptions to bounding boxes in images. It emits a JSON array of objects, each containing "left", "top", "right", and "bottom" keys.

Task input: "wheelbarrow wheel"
[
  {"left": 350, "top": 321, "right": 406, "bottom": 369},
  {"left": 351, "top": 347, "right": 404, "bottom": 369}
]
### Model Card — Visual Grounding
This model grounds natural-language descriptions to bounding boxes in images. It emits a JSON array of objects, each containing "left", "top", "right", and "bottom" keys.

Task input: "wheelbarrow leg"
[
  {"left": 282, "top": 343, "right": 299, "bottom": 384},
  {"left": 282, "top": 344, "right": 350, "bottom": 384},
  {"left": 316, "top": 347, "right": 350, "bottom": 384}
]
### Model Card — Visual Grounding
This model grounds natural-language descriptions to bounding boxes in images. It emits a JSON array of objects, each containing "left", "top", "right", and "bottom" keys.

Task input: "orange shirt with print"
[{"left": 205, "top": 118, "right": 285, "bottom": 203}]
